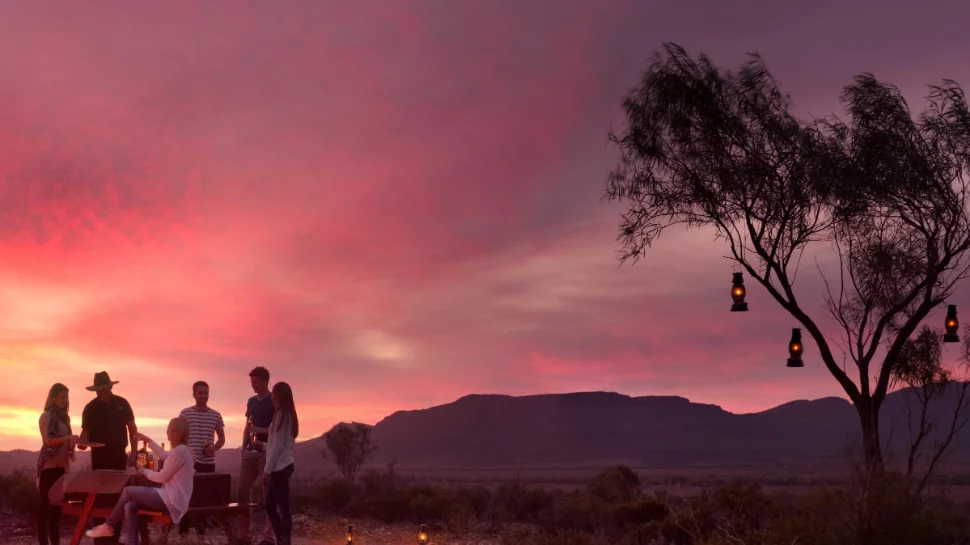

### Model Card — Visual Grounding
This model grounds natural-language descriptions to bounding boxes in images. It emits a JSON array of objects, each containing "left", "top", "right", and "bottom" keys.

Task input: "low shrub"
[
  {"left": 0, "top": 470, "right": 39, "bottom": 522},
  {"left": 5, "top": 462, "right": 969, "bottom": 544},
  {"left": 492, "top": 480, "right": 553, "bottom": 523}
]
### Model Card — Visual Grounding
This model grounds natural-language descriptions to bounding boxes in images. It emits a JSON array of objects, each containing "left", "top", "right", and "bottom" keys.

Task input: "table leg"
[
  {"left": 140, "top": 520, "right": 152, "bottom": 545},
  {"left": 70, "top": 494, "right": 96, "bottom": 545}
]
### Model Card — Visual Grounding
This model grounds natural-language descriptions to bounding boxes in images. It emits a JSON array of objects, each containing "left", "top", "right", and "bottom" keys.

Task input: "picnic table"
[{"left": 48, "top": 470, "right": 250, "bottom": 545}]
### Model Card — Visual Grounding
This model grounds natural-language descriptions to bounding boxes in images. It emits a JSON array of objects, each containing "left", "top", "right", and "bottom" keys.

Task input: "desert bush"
[
  {"left": 660, "top": 480, "right": 777, "bottom": 543},
  {"left": 278, "top": 465, "right": 970, "bottom": 544},
  {"left": 492, "top": 480, "right": 553, "bottom": 523},
  {"left": 408, "top": 488, "right": 455, "bottom": 524},
  {"left": 0, "top": 461, "right": 942, "bottom": 545},
  {"left": 291, "top": 476, "right": 354, "bottom": 514},
  {"left": 455, "top": 485, "right": 491, "bottom": 518},
  {"left": 0, "top": 470, "right": 39, "bottom": 521},
  {"left": 612, "top": 497, "right": 669, "bottom": 528},
  {"left": 850, "top": 470, "right": 970, "bottom": 545},
  {"left": 588, "top": 465, "right": 642, "bottom": 502},
  {"left": 539, "top": 490, "right": 605, "bottom": 534}
]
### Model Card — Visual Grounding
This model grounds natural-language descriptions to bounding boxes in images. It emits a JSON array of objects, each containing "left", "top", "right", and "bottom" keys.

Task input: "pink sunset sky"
[{"left": 2, "top": 0, "right": 970, "bottom": 451}]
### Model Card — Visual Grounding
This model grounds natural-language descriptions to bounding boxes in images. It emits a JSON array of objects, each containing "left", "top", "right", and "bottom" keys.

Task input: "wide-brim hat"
[{"left": 86, "top": 371, "right": 119, "bottom": 391}]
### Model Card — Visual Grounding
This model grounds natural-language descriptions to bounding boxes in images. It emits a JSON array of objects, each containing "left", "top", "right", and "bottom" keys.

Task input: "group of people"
[{"left": 36, "top": 366, "right": 299, "bottom": 545}]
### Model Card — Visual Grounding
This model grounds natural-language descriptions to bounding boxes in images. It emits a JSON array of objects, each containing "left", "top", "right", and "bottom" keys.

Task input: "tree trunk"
[{"left": 857, "top": 398, "right": 884, "bottom": 473}]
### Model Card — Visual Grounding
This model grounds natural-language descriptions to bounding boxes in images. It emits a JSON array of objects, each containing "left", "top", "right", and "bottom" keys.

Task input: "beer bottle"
[
  {"left": 136, "top": 440, "right": 148, "bottom": 468},
  {"left": 245, "top": 416, "right": 256, "bottom": 452}
]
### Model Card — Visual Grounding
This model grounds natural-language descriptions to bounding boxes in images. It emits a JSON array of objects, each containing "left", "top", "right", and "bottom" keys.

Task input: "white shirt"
[
  {"left": 264, "top": 413, "right": 295, "bottom": 474},
  {"left": 142, "top": 442, "right": 195, "bottom": 524}
]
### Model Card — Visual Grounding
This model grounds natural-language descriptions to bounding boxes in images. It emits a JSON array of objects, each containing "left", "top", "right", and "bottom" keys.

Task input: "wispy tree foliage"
[
  {"left": 605, "top": 43, "right": 970, "bottom": 472},
  {"left": 322, "top": 422, "right": 376, "bottom": 483}
]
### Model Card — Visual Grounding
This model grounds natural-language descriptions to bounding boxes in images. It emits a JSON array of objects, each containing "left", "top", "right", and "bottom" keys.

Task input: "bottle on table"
[
  {"left": 159, "top": 443, "right": 166, "bottom": 470},
  {"left": 245, "top": 416, "right": 257, "bottom": 452},
  {"left": 136, "top": 440, "right": 148, "bottom": 468}
]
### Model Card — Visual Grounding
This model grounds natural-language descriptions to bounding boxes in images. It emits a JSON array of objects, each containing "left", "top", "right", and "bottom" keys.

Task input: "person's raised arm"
[
  {"left": 135, "top": 432, "right": 170, "bottom": 461},
  {"left": 140, "top": 445, "right": 185, "bottom": 483}
]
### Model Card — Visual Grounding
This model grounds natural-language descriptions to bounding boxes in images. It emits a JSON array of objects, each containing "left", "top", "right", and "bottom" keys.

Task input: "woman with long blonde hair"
[
  {"left": 86, "top": 417, "right": 196, "bottom": 544},
  {"left": 37, "top": 383, "right": 79, "bottom": 545}
]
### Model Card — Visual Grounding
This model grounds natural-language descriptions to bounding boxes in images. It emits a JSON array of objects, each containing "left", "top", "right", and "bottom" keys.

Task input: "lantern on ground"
[
  {"left": 945, "top": 305, "right": 960, "bottom": 343},
  {"left": 730, "top": 272, "right": 748, "bottom": 312},
  {"left": 787, "top": 328, "right": 804, "bottom": 368},
  {"left": 346, "top": 524, "right": 354, "bottom": 544},
  {"left": 418, "top": 524, "right": 430, "bottom": 544}
]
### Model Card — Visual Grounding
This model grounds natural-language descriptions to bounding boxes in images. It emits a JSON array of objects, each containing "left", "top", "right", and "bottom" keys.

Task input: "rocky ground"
[{"left": 3, "top": 514, "right": 503, "bottom": 544}]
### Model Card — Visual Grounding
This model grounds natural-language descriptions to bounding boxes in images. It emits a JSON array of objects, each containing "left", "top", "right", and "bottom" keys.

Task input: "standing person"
[
  {"left": 259, "top": 382, "right": 298, "bottom": 545},
  {"left": 78, "top": 372, "right": 137, "bottom": 545},
  {"left": 86, "top": 419, "right": 196, "bottom": 545},
  {"left": 177, "top": 380, "right": 226, "bottom": 538},
  {"left": 36, "top": 383, "right": 80, "bottom": 545},
  {"left": 238, "top": 367, "right": 277, "bottom": 545}
]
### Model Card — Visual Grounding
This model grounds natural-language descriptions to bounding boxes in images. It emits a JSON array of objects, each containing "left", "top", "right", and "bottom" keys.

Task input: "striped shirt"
[{"left": 178, "top": 406, "right": 225, "bottom": 465}]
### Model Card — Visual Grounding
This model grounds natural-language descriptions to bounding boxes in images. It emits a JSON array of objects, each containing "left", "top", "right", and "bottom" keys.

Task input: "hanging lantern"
[
  {"left": 787, "top": 328, "right": 804, "bottom": 368},
  {"left": 730, "top": 272, "right": 748, "bottom": 312},
  {"left": 346, "top": 524, "right": 354, "bottom": 544},
  {"left": 944, "top": 305, "right": 960, "bottom": 343},
  {"left": 418, "top": 524, "right": 430, "bottom": 544}
]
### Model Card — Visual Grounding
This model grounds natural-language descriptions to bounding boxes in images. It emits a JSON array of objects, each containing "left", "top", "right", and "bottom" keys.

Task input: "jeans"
[
  {"left": 105, "top": 486, "right": 167, "bottom": 545},
  {"left": 265, "top": 464, "right": 294, "bottom": 545},
  {"left": 38, "top": 467, "right": 66, "bottom": 545},
  {"left": 238, "top": 450, "right": 275, "bottom": 543},
  {"left": 178, "top": 462, "right": 215, "bottom": 536}
]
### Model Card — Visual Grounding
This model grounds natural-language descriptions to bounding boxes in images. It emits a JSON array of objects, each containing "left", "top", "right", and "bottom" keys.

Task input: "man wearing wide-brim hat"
[{"left": 78, "top": 371, "right": 138, "bottom": 544}]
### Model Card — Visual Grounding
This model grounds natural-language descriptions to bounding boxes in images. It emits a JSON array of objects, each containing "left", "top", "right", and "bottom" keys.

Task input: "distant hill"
[
  {"left": 4, "top": 386, "right": 969, "bottom": 473},
  {"left": 360, "top": 385, "right": 970, "bottom": 469}
]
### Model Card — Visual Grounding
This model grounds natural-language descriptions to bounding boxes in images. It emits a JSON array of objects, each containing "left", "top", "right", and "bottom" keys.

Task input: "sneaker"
[{"left": 85, "top": 523, "right": 116, "bottom": 538}]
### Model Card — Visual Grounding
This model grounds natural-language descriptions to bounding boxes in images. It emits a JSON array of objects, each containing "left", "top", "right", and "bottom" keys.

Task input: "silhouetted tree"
[
  {"left": 889, "top": 326, "right": 970, "bottom": 496},
  {"left": 605, "top": 43, "right": 970, "bottom": 473},
  {"left": 322, "top": 422, "right": 376, "bottom": 483},
  {"left": 587, "top": 465, "right": 641, "bottom": 503}
]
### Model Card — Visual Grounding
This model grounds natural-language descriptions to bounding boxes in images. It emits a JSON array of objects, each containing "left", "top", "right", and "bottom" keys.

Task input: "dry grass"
[
  {"left": 7, "top": 465, "right": 970, "bottom": 544},
  {"left": 4, "top": 516, "right": 499, "bottom": 545}
]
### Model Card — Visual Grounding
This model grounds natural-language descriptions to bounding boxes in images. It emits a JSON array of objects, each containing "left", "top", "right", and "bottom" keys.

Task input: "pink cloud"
[{"left": 1, "top": 0, "right": 970, "bottom": 450}]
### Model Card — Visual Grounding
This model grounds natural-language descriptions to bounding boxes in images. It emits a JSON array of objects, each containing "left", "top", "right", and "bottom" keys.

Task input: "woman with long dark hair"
[
  {"left": 37, "top": 383, "right": 79, "bottom": 545},
  {"left": 259, "top": 382, "right": 298, "bottom": 545}
]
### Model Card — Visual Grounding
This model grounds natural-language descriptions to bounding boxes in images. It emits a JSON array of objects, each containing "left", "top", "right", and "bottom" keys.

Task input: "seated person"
[{"left": 86, "top": 417, "right": 195, "bottom": 544}]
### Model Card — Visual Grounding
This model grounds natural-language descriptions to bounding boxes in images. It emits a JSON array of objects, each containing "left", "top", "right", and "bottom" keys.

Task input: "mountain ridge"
[{"left": 3, "top": 388, "right": 967, "bottom": 473}]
